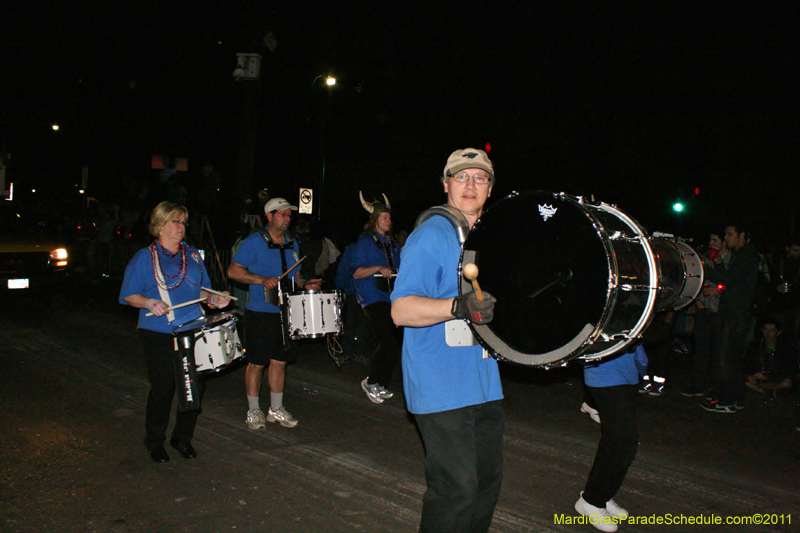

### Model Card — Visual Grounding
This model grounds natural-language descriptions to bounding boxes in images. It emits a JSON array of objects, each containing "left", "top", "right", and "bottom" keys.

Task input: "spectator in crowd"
[
  {"left": 682, "top": 232, "right": 725, "bottom": 397},
  {"left": 744, "top": 317, "right": 794, "bottom": 397},
  {"left": 701, "top": 224, "right": 761, "bottom": 413},
  {"left": 769, "top": 238, "right": 800, "bottom": 354}
]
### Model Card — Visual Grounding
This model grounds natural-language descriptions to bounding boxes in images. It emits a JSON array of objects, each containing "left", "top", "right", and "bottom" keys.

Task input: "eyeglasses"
[
  {"left": 450, "top": 172, "right": 492, "bottom": 184},
  {"left": 170, "top": 219, "right": 189, "bottom": 227}
]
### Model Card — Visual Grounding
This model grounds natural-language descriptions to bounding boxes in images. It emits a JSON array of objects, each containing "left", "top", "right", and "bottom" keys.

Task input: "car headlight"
[{"left": 50, "top": 248, "right": 68, "bottom": 267}]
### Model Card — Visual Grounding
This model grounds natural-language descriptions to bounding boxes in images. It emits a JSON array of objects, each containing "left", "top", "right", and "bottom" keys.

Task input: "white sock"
[
  {"left": 247, "top": 396, "right": 260, "bottom": 411},
  {"left": 270, "top": 392, "right": 283, "bottom": 411}
]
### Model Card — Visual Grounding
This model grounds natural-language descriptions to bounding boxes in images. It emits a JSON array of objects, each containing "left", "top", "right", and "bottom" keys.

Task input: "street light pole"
[
  {"left": 233, "top": 53, "right": 263, "bottom": 213},
  {"left": 316, "top": 76, "right": 335, "bottom": 220}
]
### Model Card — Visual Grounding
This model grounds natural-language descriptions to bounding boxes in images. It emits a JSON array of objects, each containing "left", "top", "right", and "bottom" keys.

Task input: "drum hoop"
[
  {"left": 651, "top": 237, "right": 705, "bottom": 311},
  {"left": 460, "top": 191, "right": 660, "bottom": 367}
]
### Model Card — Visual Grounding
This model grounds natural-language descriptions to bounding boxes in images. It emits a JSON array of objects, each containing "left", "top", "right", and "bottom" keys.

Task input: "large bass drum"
[{"left": 458, "top": 191, "right": 700, "bottom": 368}]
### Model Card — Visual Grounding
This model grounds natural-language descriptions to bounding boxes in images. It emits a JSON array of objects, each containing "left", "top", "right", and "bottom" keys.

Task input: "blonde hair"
[{"left": 149, "top": 201, "right": 188, "bottom": 237}]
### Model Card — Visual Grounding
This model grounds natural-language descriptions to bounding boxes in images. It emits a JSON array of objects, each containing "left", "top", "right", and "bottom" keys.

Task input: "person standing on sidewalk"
[{"left": 701, "top": 223, "right": 760, "bottom": 413}]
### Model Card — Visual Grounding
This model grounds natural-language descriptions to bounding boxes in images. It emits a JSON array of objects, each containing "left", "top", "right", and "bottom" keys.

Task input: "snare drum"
[
  {"left": 284, "top": 290, "right": 342, "bottom": 340},
  {"left": 173, "top": 312, "right": 244, "bottom": 373},
  {"left": 457, "top": 191, "right": 701, "bottom": 368}
]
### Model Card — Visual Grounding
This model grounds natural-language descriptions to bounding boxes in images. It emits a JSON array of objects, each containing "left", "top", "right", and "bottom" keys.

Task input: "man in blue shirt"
[
  {"left": 228, "top": 198, "right": 321, "bottom": 429},
  {"left": 392, "top": 148, "right": 501, "bottom": 532}
]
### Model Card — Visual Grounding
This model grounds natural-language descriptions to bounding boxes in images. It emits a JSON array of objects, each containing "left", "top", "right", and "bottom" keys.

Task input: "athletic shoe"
[
  {"left": 647, "top": 376, "right": 666, "bottom": 396},
  {"left": 361, "top": 378, "right": 384, "bottom": 404},
  {"left": 580, "top": 402, "right": 601, "bottom": 424},
  {"left": 639, "top": 377, "right": 651, "bottom": 394},
  {"left": 376, "top": 384, "right": 394, "bottom": 399},
  {"left": 246, "top": 408, "right": 267, "bottom": 430},
  {"left": 605, "top": 499, "right": 629, "bottom": 519},
  {"left": 267, "top": 406, "right": 298, "bottom": 428},
  {"left": 681, "top": 386, "right": 704, "bottom": 397},
  {"left": 700, "top": 400, "right": 737, "bottom": 413},
  {"left": 575, "top": 493, "right": 619, "bottom": 532}
]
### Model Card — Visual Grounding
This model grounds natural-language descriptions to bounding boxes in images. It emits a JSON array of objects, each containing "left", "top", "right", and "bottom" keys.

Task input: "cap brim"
[{"left": 447, "top": 162, "right": 494, "bottom": 176}]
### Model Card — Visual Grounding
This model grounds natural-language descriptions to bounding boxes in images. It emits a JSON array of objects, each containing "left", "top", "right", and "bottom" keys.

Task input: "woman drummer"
[{"left": 119, "top": 201, "right": 230, "bottom": 463}]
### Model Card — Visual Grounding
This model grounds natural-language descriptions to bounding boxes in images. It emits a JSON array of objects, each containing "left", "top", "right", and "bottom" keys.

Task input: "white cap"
[{"left": 264, "top": 197, "right": 298, "bottom": 214}]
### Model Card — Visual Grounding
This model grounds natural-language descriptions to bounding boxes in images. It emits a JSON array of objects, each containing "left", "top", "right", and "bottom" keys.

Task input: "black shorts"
[{"left": 244, "top": 310, "right": 298, "bottom": 365}]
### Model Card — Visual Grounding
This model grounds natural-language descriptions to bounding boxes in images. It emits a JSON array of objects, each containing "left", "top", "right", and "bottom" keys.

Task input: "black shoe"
[
  {"left": 148, "top": 446, "right": 170, "bottom": 463},
  {"left": 170, "top": 439, "right": 197, "bottom": 459}
]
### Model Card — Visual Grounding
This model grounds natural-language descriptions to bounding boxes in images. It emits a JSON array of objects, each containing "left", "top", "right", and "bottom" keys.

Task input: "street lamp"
[{"left": 317, "top": 75, "right": 336, "bottom": 219}]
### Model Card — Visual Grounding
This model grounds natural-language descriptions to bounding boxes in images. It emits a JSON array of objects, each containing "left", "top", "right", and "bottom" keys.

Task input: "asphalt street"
[{"left": 1, "top": 278, "right": 799, "bottom": 532}]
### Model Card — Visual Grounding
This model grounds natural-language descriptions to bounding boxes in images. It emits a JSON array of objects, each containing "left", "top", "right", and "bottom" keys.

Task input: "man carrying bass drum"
[{"left": 392, "top": 148, "right": 501, "bottom": 533}]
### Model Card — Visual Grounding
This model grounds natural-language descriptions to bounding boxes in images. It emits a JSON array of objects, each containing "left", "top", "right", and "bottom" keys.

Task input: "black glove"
[{"left": 451, "top": 291, "right": 496, "bottom": 325}]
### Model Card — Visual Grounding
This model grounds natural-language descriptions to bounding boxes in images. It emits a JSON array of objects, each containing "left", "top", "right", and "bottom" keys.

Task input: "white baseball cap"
[{"left": 264, "top": 197, "right": 298, "bottom": 214}]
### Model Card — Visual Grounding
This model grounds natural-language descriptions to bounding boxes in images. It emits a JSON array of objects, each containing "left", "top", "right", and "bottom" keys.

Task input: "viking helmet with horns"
[{"left": 360, "top": 191, "right": 391, "bottom": 215}]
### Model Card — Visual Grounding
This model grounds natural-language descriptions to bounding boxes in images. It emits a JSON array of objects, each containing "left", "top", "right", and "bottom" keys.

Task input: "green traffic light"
[{"left": 673, "top": 202, "right": 684, "bottom": 213}]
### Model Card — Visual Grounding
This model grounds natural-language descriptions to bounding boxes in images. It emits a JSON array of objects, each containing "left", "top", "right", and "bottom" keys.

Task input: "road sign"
[{"left": 299, "top": 188, "right": 313, "bottom": 214}]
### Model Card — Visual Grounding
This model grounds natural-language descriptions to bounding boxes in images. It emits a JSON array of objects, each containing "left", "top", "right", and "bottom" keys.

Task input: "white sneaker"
[
  {"left": 246, "top": 409, "right": 266, "bottom": 430},
  {"left": 605, "top": 498, "right": 628, "bottom": 519},
  {"left": 361, "top": 378, "right": 384, "bottom": 404},
  {"left": 575, "top": 494, "right": 619, "bottom": 532},
  {"left": 376, "top": 384, "right": 394, "bottom": 399},
  {"left": 267, "top": 406, "right": 298, "bottom": 428},
  {"left": 580, "top": 402, "right": 601, "bottom": 424}
]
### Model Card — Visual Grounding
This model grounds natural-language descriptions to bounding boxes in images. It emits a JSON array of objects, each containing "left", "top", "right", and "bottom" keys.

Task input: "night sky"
[{"left": 2, "top": 1, "right": 797, "bottom": 247}]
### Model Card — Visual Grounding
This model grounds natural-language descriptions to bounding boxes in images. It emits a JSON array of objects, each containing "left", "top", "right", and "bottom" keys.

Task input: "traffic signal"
[{"left": 673, "top": 202, "right": 684, "bottom": 213}]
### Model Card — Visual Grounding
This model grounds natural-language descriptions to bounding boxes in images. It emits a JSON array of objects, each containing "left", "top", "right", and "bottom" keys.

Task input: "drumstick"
[
  {"left": 145, "top": 297, "right": 206, "bottom": 317},
  {"left": 202, "top": 287, "right": 238, "bottom": 301},
  {"left": 278, "top": 256, "right": 306, "bottom": 281},
  {"left": 462, "top": 263, "right": 485, "bottom": 301}
]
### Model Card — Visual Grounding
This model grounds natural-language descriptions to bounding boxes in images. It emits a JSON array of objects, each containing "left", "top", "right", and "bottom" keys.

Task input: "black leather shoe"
[
  {"left": 170, "top": 439, "right": 197, "bottom": 459},
  {"left": 148, "top": 446, "right": 170, "bottom": 463}
]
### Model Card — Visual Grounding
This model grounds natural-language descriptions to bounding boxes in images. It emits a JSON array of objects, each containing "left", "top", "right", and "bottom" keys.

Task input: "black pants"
[
  {"left": 713, "top": 311, "right": 753, "bottom": 404},
  {"left": 415, "top": 401, "right": 504, "bottom": 533},
  {"left": 583, "top": 384, "right": 638, "bottom": 508},
  {"left": 363, "top": 301, "right": 401, "bottom": 387},
  {"left": 342, "top": 293, "right": 372, "bottom": 356},
  {"left": 138, "top": 329, "right": 205, "bottom": 450}
]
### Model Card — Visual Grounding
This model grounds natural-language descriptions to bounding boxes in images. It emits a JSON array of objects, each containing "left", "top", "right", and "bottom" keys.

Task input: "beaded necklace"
[{"left": 150, "top": 241, "right": 203, "bottom": 291}]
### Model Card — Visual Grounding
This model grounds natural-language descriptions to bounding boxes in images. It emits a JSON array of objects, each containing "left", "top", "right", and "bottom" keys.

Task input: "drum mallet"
[{"left": 462, "top": 263, "right": 485, "bottom": 301}]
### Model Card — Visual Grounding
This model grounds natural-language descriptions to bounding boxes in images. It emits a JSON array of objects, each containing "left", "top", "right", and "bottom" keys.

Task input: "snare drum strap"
[
  {"left": 258, "top": 229, "right": 294, "bottom": 299},
  {"left": 157, "top": 283, "right": 176, "bottom": 323},
  {"left": 414, "top": 205, "right": 470, "bottom": 245}
]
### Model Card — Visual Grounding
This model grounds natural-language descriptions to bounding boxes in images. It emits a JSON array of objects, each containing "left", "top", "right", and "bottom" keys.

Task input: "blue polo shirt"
[
  {"left": 119, "top": 242, "right": 210, "bottom": 333},
  {"left": 231, "top": 231, "right": 300, "bottom": 313}
]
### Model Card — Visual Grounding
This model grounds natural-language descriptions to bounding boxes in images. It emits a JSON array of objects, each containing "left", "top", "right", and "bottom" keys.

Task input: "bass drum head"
[{"left": 461, "top": 191, "right": 612, "bottom": 366}]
